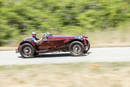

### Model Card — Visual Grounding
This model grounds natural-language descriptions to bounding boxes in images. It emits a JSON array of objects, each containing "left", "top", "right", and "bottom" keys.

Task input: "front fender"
[{"left": 18, "top": 41, "right": 37, "bottom": 52}]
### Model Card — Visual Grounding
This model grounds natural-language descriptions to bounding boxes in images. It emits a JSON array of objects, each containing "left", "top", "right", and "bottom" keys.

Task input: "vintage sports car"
[{"left": 16, "top": 32, "right": 90, "bottom": 58}]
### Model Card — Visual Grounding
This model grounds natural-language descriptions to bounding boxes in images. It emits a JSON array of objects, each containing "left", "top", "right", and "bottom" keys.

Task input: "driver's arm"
[
  {"left": 37, "top": 38, "right": 42, "bottom": 42},
  {"left": 32, "top": 37, "right": 41, "bottom": 43},
  {"left": 32, "top": 37, "right": 37, "bottom": 43}
]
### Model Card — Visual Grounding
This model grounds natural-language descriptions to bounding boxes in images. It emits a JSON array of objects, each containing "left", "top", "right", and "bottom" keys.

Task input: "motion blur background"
[
  {"left": 0, "top": 0, "right": 130, "bottom": 46},
  {"left": 0, "top": 1, "right": 130, "bottom": 87}
]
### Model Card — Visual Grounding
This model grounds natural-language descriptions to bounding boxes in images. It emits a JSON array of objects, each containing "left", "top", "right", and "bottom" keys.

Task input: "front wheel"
[
  {"left": 34, "top": 52, "right": 39, "bottom": 57},
  {"left": 84, "top": 40, "right": 90, "bottom": 53},
  {"left": 20, "top": 43, "right": 35, "bottom": 58},
  {"left": 69, "top": 41, "right": 84, "bottom": 56}
]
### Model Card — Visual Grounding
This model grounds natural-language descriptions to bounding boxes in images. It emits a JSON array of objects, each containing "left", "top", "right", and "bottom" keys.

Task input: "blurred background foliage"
[{"left": 0, "top": 0, "right": 130, "bottom": 45}]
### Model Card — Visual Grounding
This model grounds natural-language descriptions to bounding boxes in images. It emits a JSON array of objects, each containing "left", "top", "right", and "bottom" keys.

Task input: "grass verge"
[{"left": 0, "top": 62, "right": 130, "bottom": 87}]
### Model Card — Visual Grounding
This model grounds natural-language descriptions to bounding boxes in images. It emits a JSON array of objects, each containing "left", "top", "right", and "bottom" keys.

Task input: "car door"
[
  {"left": 38, "top": 39, "right": 50, "bottom": 50},
  {"left": 48, "top": 39, "right": 65, "bottom": 48},
  {"left": 38, "top": 38, "right": 65, "bottom": 50}
]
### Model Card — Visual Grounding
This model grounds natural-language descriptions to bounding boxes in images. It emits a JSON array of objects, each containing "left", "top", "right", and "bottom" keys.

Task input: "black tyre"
[
  {"left": 34, "top": 52, "right": 39, "bottom": 57},
  {"left": 69, "top": 41, "right": 85, "bottom": 56},
  {"left": 84, "top": 40, "right": 90, "bottom": 53},
  {"left": 20, "top": 43, "right": 35, "bottom": 58}
]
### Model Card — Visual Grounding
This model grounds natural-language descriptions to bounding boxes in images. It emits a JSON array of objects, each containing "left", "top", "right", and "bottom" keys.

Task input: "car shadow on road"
[
  {"left": 18, "top": 52, "right": 92, "bottom": 59},
  {"left": 37, "top": 53, "right": 71, "bottom": 58}
]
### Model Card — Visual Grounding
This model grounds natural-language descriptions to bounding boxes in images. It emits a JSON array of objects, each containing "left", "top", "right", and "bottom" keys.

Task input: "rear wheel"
[
  {"left": 69, "top": 41, "right": 84, "bottom": 56},
  {"left": 20, "top": 43, "right": 35, "bottom": 58}
]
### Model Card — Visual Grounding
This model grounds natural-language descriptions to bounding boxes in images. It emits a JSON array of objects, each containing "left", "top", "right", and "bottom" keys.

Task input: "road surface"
[{"left": 0, "top": 47, "right": 130, "bottom": 65}]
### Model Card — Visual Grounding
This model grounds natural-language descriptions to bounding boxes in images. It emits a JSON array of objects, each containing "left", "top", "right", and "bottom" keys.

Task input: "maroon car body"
[{"left": 17, "top": 33, "right": 90, "bottom": 58}]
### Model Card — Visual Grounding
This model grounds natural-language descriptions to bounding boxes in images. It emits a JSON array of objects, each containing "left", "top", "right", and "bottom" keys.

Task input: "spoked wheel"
[
  {"left": 69, "top": 41, "right": 84, "bottom": 56},
  {"left": 20, "top": 43, "right": 35, "bottom": 58},
  {"left": 73, "top": 45, "right": 82, "bottom": 54}
]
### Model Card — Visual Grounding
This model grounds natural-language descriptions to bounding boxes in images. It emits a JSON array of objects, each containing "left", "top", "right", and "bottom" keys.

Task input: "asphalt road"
[{"left": 0, "top": 47, "right": 130, "bottom": 65}]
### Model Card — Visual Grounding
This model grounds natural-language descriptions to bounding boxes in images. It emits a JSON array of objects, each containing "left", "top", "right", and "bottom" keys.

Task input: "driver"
[{"left": 32, "top": 32, "right": 41, "bottom": 44}]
